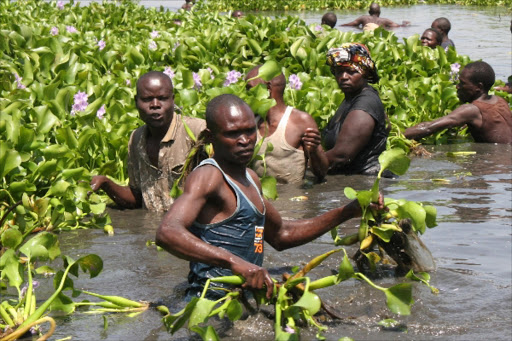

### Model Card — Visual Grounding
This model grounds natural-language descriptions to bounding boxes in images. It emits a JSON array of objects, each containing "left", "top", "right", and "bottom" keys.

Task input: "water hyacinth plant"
[{"left": 0, "top": 0, "right": 503, "bottom": 338}]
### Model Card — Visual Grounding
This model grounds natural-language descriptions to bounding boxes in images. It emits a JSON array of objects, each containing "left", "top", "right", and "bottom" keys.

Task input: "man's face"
[
  {"left": 456, "top": 68, "right": 480, "bottom": 103},
  {"left": 212, "top": 104, "right": 257, "bottom": 166},
  {"left": 421, "top": 30, "right": 439, "bottom": 48},
  {"left": 136, "top": 76, "right": 174, "bottom": 130}
]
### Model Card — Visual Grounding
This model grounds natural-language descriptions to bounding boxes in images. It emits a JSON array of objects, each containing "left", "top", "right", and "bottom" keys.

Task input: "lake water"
[{"left": 42, "top": 142, "right": 511, "bottom": 340}]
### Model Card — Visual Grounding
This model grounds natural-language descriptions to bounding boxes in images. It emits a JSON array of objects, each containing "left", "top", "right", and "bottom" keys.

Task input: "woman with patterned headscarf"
[{"left": 322, "top": 43, "right": 390, "bottom": 176}]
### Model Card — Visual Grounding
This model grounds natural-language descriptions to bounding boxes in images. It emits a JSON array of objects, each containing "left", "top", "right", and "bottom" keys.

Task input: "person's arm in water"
[
  {"left": 90, "top": 175, "right": 142, "bottom": 209},
  {"left": 324, "top": 110, "right": 375, "bottom": 171},
  {"left": 155, "top": 166, "right": 274, "bottom": 297},
  {"left": 340, "top": 16, "right": 364, "bottom": 27},
  {"left": 404, "top": 104, "right": 481, "bottom": 140},
  {"left": 379, "top": 18, "right": 410, "bottom": 28}
]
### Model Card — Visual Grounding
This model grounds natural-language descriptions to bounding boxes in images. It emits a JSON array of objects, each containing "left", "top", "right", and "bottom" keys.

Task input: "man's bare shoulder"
[
  {"left": 246, "top": 168, "right": 263, "bottom": 189},
  {"left": 290, "top": 108, "right": 319, "bottom": 129},
  {"left": 183, "top": 163, "right": 224, "bottom": 196}
]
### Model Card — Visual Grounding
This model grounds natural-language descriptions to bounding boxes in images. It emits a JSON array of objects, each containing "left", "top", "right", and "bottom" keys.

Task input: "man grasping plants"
[
  {"left": 155, "top": 94, "right": 385, "bottom": 300},
  {"left": 90, "top": 71, "right": 206, "bottom": 211},
  {"left": 405, "top": 61, "right": 512, "bottom": 144}
]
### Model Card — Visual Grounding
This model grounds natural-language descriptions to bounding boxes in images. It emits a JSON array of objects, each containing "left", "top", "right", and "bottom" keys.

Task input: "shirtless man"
[
  {"left": 340, "top": 2, "right": 409, "bottom": 29},
  {"left": 246, "top": 66, "right": 328, "bottom": 183},
  {"left": 155, "top": 94, "right": 384, "bottom": 299},
  {"left": 90, "top": 71, "right": 206, "bottom": 211},
  {"left": 405, "top": 61, "right": 512, "bottom": 144}
]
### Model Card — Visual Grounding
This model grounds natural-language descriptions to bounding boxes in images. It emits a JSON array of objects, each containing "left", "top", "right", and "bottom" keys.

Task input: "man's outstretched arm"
[
  {"left": 404, "top": 103, "right": 481, "bottom": 140},
  {"left": 90, "top": 175, "right": 142, "bottom": 209},
  {"left": 264, "top": 193, "right": 385, "bottom": 252}
]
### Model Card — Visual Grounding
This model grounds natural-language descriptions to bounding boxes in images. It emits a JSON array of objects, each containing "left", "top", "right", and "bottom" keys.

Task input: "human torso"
[
  {"left": 187, "top": 158, "right": 266, "bottom": 299},
  {"left": 252, "top": 106, "right": 306, "bottom": 183},
  {"left": 323, "top": 85, "right": 389, "bottom": 174},
  {"left": 469, "top": 96, "right": 512, "bottom": 144},
  {"left": 127, "top": 114, "right": 206, "bottom": 211}
]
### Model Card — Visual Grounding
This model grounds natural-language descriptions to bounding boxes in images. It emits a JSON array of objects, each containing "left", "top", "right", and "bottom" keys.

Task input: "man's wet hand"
[
  {"left": 231, "top": 261, "right": 274, "bottom": 299},
  {"left": 89, "top": 175, "right": 108, "bottom": 195},
  {"left": 370, "top": 192, "right": 387, "bottom": 212}
]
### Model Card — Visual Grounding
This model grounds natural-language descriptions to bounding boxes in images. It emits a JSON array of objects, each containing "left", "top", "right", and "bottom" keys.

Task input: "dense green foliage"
[
  {"left": 197, "top": 0, "right": 512, "bottom": 11},
  {"left": 1, "top": 0, "right": 508, "bottom": 237}
]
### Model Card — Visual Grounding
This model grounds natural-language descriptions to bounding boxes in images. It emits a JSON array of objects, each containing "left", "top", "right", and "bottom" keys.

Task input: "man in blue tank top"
[{"left": 156, "top": 94, "right": 385, "bottom": 299}]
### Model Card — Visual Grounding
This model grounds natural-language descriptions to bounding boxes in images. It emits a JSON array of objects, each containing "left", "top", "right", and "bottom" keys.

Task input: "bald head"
[
  {"left": 246, "top": 65, "right": 286, "bottom": 95},
  {"left": 206, "top": 94, "right": 253, "bottom": 132},
  {"left": 321, "top": 12, "right": 337, "bottom": 28},
  {"left": 136, "top": 71, "right": 173, "bottom": 96},
  {"left": 369, "top": 2, "right": 380, "bottom": 16},
  {"left": 432, "top": 17, "right": 451, "bottom": 35},
  {"left": 463, "top": 61, "right": 495, "bottom": 92}
]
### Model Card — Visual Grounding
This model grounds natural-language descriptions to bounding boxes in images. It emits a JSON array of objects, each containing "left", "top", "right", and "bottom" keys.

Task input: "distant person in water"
[
  {"left": 420, "top": 28, "right": 442, "bottom": 49},
  {"left": 405, "top": 61, "right": 512, "bottom": 144},
  {"left": 431, "top": 17, "right": 455, "bottom": 49},
  {"left": 321, "top": 12, "right": 337, "bottom": 28},
  {"left": 340, "top": 2, "right": 409, "bottom": 29},
  {"left": 181, "top": 0, "right": 194, "bottom": 11},
  {"left": 232, "top": 10, "right": 244, "bottom": 18}
]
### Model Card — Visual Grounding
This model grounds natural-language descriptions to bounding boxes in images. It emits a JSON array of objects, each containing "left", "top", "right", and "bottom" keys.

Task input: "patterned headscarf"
[{"left": 326, "top": 43, "right": 379, "bottom": 83}]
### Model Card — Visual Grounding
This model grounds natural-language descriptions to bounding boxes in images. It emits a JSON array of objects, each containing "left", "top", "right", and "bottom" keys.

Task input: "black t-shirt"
[{"left": 323, "top": 85, "right": 389, "bottom": 175}]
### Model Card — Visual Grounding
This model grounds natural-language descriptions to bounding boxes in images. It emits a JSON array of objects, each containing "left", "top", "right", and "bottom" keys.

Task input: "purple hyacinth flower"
[
  {"left": 126, "top": 79, "right": 131, "bottom": 86},
  {"left": 66, "top": 25, "right": 78, "bottom": 34},
  {"left": 164, "top": 67, "right": 175, "bottom": 79},
  {"left": 13, "top": 73, "right": 26, "bottom": 89},
  {"left": 289, "top": 74, "right": 302, "bottom": 90},
  {"left": 223, "top": 70, "right": 242, "bottom": 86},
  {"left": 150, "top": 30, "right": 159, "bottom": 39},
  {"left": 97, "top": 39, "right": 106, "bottom": 51},
  {"left": 50, "top": 26, "right": 59, "bottom": 36},
  {"left": 193, "top": 72, "right": 202, "bottom": 89},
  {"left": 57, "top": 1, "right": 64, "bottom": 10},
  {"left": 315, "top": 25, "right": 323, "bottom": 32},
  {"left": 71, "top": 91, "right": 89, "bottom": 116},
  {"left": 148, "top": 40, "right": 157, "bottom": 50},
  {"left": 96, "top": 105, "right": 106, "bottom": 119},
  {"left": 450, "top": 63, "right": 461, "bottom": 82}
]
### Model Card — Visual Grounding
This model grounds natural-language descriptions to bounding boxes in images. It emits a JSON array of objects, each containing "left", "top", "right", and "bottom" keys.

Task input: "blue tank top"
[{"left": 187, "top": 158, "right": 266, "bottom": 299}]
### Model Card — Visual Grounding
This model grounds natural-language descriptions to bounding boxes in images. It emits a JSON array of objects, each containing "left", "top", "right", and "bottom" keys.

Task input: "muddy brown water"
[{"left": 35, "top": 143, "right": 510, "bottom": 340}]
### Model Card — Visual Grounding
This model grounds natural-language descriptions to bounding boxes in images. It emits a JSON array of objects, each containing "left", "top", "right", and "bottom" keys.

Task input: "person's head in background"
[
  {"left": 232, "top": 10, "right": 244, "bottom": 18},
  {"left": 421, "top": 28, "right": 442, "bottom": 48},
  {"left": 321, "top": 12, "right": 337, "bottom": 28}
]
